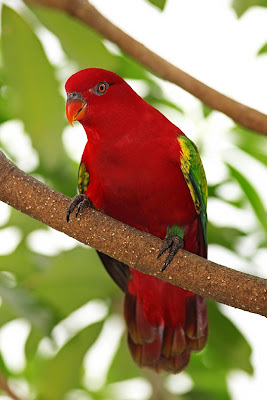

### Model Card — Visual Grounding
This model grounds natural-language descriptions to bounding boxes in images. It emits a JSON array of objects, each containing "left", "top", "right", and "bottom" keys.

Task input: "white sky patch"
[
  {"left": 216, "top": 182, "right": 243, "bottom": 202},
  {"left": 165, "top": 372, "right": 193, "bottom": 394},
  {"left": 0, "top": 120, "right": 39, "bottom": 173},
  {"left": 62, "top": 124, "right": 87, "bottom": 163},
  {"left": 7, "top": 378, "right": 33, "bottom": 400},
  {"left": 224, "top": 148, "right": 267, "bottom": 205},
  {"left": 65, "top": 390, "right": 93, "bottom": 400},
  {"left": 254, "top": 248, "right": 267, "bottom": 279},
  {"left": 36, "top": 26, "right": 66, "bottom": 67},
  {"left": 235, "top": 232, "right": 265, "bottom": 260},
  {"left": 106, "top": 378, "right": 152, "bottom": 400},
  {"left": 90, "top": 0, "right": 267, "bottom": 114},
  {"left": 27, "top": 227, "right": 78, "bottom": 256},
  {"left": 208, "top": 244, "right": 252, "bottom": 273},
  {"left": 83, "top": 315, "right": 124, "bottom": 391},
  {"left": 0, "top": 0, "right": 26, "bottom": 20},
  {"left": 0, "top": 319, "right": 30, "bottom": 373},
  {"left": 125, "top": 79, "right": 150, "bottom": 98},
  {"left": 103, "top": 39, "right": 122, "bottom": 56},
  {"left": 200, "top": 113, "right": 235, "bottom": 185},
  {"left": 52, "top": 300, "right": 108, "bottom": 349},
  {"left": 0, "top": 202, "right": 11, "bottom": 227},
  {"left": 38, "top": 300, "right": 108, "bottom": 357},
  {"left": 0, "top": 227, "right": 22, "bottom": 255},
  {"left": 207, "top": 198, "right": 256, "bottom": 231}
]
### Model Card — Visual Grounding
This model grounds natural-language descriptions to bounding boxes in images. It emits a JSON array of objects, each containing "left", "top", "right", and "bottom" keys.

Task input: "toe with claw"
[
  {"left": 157, "top": 235, "right": 184, "bottom": 272},
  {"left": 66, "top": 194, "right": 94, "bottom": 222}
]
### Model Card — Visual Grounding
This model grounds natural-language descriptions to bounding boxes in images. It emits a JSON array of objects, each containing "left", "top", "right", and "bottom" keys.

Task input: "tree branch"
[
  {"left": 0, "top": 151, "right": 266, "bottom": 317},
  {"left": 24, "top": 0, "right": 267, "bottom": 135},
  {"left": 0, "top": 373, "right": 22, "bottom": 400}
]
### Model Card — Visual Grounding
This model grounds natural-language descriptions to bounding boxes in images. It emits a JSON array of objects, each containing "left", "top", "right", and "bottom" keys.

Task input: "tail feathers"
[
  {"left": 185, "top": 295, "right": 208, "bottom": 351},
  {"left": 124, "top": 292, "right": 208, "bottom": 374},
  {"left": 124, "top": 292, "right": 158, "bottom": 344},
  {"left": 162, "top": 325, "right": 186, "bottom": 358}
]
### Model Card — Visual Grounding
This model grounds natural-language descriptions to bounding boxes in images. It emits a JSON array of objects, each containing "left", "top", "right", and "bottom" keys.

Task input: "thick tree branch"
[
  {"left": 24, "top": 0, "right": 267, "bottom": 135},
  {"left": 0, "top": 151, "right": 266, "bottom": 317}
]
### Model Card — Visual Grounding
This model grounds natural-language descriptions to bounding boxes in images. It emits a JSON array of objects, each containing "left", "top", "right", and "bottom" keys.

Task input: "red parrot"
[{"left": 65, "top": 68, "right": 208, "bottom": 373}]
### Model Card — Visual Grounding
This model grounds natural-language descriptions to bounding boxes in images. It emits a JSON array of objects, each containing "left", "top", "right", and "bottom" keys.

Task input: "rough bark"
[{"left": 1, "top": 151, "right": 266, "bottom": 317}]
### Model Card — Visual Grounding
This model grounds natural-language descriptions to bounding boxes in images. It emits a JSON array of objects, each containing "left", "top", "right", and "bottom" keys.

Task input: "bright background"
[{"left": 0, "top": 0, "right": 267, "bottom": 399}]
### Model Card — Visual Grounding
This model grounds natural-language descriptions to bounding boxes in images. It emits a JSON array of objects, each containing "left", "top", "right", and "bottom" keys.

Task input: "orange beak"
[{"left": 66, "top": 92, "right": 87, "bottom": 126}]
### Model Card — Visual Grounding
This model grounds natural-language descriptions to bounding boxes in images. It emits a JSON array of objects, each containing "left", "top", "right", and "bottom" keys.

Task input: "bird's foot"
[
  {"left": 157, "top": 235, "right": 184, "bottom": 272},
  {"left": 66, "top": 194, "right": 94, "bottom": 222}
]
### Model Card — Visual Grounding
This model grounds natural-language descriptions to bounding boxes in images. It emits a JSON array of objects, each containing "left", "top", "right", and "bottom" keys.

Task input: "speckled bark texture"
[
  {"left": 0, "top": 151, "right": 266, "bottom": 317},
  {"left": 24, "top": 0, "right": 267, "bottom": 135}
]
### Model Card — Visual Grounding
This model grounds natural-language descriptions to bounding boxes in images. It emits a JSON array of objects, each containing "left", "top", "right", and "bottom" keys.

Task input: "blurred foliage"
[
  {"left": 231, "top": 0, "right": 267, "bottom": 17},
  {"left": 257, "top": 42, "right": 267, "bottom": 55},
  {"left": 0, "top": 1, "right": 266, "bottom": 400},
  {"left": 146, "top": 0, "right": 167, "bottom": 10}
]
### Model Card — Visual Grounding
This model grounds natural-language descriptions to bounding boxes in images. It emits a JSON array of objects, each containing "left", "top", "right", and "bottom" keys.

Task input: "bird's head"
[{"left": 65, "top": 68, "right": 141, "bottom": 132}]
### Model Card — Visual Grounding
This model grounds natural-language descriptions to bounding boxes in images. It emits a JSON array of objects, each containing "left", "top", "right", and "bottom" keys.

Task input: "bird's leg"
[
  {"left": 66, "top": 193, "right": 94, "bottom": 222},
  {"left": 157, "top": 235, "right": 184, "bottom": 272}
]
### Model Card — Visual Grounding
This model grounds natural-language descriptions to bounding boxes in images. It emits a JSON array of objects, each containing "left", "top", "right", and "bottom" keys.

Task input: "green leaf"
[
  {"left": 143, "top": 78, "right": 184, "bottom": 113},
  {"left": 0, "top": 274, "right": 58, "bottom": 335},
  {"left": 25, "top": 328, "right": 44, "bottom": 361},
  {"left": 0, "top": 353, "right": 11, "bottom": 377},
  {"left": 9, "top": 207, "right": 43, "bottom": 238},
  {"left": 202, "top": 104, "right": 213, "bottom": 118},
  {"left": 187, "top": 301, "right": 252, "bottom": 400},
  {"left": 227, "top": 164, "right": 267, "bottom": 233},
  {"left": 107, "top": 334, "right": 141, "bottom": 383},
  {"left": 257, "top": 42, "right": 267, "bottom": 55},
  {"left": 0, "top": 236, "right": 50, "bottom": 283},
  {"left": 232, "top": 0, "right": 267, "bottom": 17},
  {"left": 206, "top": 302, "right": 252, "bottom": 374},
  {"left": 144, "top": 94, "right": 184, "bottom": 113},
  {"left": 0, "top": 66, "right": 13, "bottom": 124},
  {"left": 31, "top": 6, "right": 151, "bottom": 83},
  {"left": 146, "top": 0, "right": 167, "bottom": 11},
  {"left": 232, "top": 125, "right": 267, "bottom": 167},
  {"left": 1, "top": 6, "right": 65, "bottom": 168},
  {"left": 35, "top": 321, "right": 104, "bottom": 400},
  {"left": 31, "top": 6, "right": 118, "bottom": 71},
  {"left": 1, "top": 239, "right": 120, "bottom": 319},
  {"left": 207, "top": 222, "right": 245, "bottom": 251},
  {"left": 116, "top": 56, "right": 150, "bottom": 80},
  {"left": 25, "top": 247, "right": 121, "bottom": 316}
]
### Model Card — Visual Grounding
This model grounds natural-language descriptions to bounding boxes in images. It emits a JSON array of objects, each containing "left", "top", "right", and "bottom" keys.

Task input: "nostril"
[{"left": 67, "top": 91, "right": 85, "bottom": 103}]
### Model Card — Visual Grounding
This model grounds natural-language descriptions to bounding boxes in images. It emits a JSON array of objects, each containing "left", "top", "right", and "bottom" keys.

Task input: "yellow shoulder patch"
[
  {"left": 178, "top": 136, "right": 201, "bottom": 214},
  {"left": 78, "top": 162, "right": 90, "bottom": 194}
]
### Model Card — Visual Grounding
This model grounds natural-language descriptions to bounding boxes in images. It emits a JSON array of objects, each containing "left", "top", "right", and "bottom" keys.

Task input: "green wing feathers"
[
  {"left": 177, "top": 134, "right": 208, "bottom": 248},
  {"left": 78, "top": 161, "right": 89, "bottom": 194}
]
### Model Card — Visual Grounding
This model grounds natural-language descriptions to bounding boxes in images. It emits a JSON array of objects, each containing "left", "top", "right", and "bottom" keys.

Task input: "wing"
[
  {"left": 77, "top": 149, "right": 129, "bottom": 292},
  {"left": 177, "top": 134, "right": 208, "bottom": 252},
  {"left": 78, "top": 161, "right": 89, "bottom": 194}
]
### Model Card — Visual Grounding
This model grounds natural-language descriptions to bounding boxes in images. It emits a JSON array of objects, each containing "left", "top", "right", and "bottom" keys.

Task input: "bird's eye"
[
  {"left": 98, "top": 82, "right": 108, "bottom": 93},
  {"left": 89, "top": 81, "right": 109, "bottom": 96}
]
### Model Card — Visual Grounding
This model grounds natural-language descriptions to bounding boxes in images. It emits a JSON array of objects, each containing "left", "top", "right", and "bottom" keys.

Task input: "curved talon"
[
  {"left": 158, "top": 235, "right": 184, "bottom": 272},
  {"left": 66, "top": 194, "right": 94, "bottom": 222}
]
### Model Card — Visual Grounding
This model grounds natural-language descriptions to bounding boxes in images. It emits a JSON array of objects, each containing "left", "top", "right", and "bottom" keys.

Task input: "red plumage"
[{"left": 65, "top": 68, "right": 208, "bottom": 373}]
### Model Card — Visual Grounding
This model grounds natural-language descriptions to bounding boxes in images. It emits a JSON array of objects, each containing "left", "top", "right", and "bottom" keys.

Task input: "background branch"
[
  {"left": 24, "top": 0, "right": 267, "bottom": 135},
  {"left": 0, "top": 373, "right": 22, "bottom": 400},
  {"left": 0, "top": 150, "right": 266, "bottom": 317}
]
